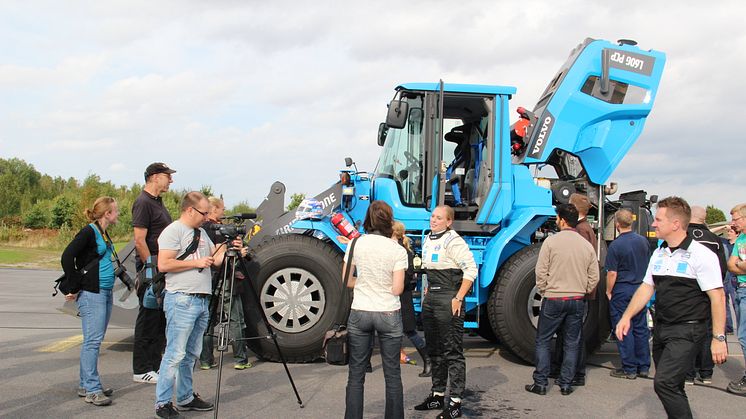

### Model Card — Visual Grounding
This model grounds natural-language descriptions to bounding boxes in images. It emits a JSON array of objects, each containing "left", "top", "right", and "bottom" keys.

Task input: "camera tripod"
[{"left": 208, "top": 244, "right": 304, "bottom": 418}]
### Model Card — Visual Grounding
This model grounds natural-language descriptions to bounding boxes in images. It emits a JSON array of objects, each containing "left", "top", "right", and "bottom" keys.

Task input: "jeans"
[
  {"left": 735, "top": 287, "right": 746, "bottom": 369},
  {"left": 155, "top": 292, "right": 210, "bottom": 407},
  {"left": 652, "top": 322, "right": 708, "bottom": 419},
  {"left": 533, "top": 298, "right": 584, "bottom": 388},
  {"left": 724, "top": 279, "right": 736, "bottom": 332},
  {"left": 610, "top": 284, "right": 651, "bottom": 374},
  {"left": 77, "top": 289, "right": 113, "bottom": 394},
  {"left": 345, "top": 309, "right": 403, "bottom": 419},
  {"left": 551, "top": 302, "right": 588, "bottom": 380}
]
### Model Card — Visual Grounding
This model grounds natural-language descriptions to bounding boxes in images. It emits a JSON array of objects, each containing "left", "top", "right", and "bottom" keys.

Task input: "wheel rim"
[
  {"left": 260, "top": 267, "right": 326, "bottom": 333},
  {"left": 527, "top": 285, "right": 543, "bottom": 329}
]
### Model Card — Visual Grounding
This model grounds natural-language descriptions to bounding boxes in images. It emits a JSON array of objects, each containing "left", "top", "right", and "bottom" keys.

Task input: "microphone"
[{"left": 220, "top": 213, "right": 257, "bottom": 220}]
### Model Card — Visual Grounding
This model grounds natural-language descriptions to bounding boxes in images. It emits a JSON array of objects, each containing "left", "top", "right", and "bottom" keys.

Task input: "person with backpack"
[{"left": 61, "top": 197, "right": 121, "bottom": 406}]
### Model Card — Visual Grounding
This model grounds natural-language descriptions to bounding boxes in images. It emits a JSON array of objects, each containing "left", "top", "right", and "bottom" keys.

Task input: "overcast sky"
[{"left": 1, "top": 0, "right": 744, "bottom": 215}]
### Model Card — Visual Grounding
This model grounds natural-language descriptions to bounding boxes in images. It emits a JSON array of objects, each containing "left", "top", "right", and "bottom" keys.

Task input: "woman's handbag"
[{"left": 322, "top": 237, "right": 358, "bottom": 365}]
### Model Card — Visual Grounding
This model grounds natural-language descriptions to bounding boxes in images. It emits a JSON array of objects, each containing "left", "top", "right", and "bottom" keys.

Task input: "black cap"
[{"left": 144, "top": 162, "right": 176, "bottom": 181}]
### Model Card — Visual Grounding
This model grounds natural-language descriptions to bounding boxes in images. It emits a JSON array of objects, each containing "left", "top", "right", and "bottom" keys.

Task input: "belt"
[
  {"left": 738, "top": 282, "right": 746, "bottom": 289},
  {"left": 658, "top": 319, "right": 706, "bottom": 325},
  {"left": 545, "top": 295, "right": 585, "bottom": 301},
  {"left": 184, "top": 293, "right": 210, "bottom": 299}
]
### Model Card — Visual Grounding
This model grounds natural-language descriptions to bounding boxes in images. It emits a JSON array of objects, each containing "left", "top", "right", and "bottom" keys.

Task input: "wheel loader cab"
[{"left": 374, "top": 85, "right": 513, "bottom": 232}]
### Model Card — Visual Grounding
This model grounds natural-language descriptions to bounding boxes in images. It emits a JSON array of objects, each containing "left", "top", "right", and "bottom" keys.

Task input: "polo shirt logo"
[{"left": 676, "top": 262, "right": 688, "bottom": 274}]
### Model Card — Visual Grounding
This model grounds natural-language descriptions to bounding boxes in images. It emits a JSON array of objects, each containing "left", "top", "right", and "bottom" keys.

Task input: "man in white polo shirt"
[{"left": 616, "top": 196, "right": 727, "bottom": 419}]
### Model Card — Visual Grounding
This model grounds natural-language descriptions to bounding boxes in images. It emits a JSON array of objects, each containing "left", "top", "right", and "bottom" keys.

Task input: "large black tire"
[
  {"left": 488, "top": 243, "right": 606, "bottom": 364},
  {"left": 475, "top": 303, "right": 499, "bottom": 343},
  {"left": 241, "top": 234, "right": 346, "bottom": 362}
]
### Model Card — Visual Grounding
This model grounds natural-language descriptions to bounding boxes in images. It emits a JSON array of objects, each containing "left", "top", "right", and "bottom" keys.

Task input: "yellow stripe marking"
[{"left": 38, "top": 334, "right": 83, "bottom": 352}]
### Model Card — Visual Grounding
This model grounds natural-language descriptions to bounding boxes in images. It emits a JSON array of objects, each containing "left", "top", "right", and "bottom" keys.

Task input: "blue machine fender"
[{"left": 479, "top": 208, "right": 552, "bottom": 291}]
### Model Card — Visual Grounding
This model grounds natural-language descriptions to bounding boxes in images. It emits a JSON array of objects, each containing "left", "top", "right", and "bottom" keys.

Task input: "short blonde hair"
[
  {"left": 569, "top": 193, "right": 591, "bottom": 216},
  {"left": 207, "top": 196, "right": 224, "bottom": 210},
  {"left": 614, "top": 208, "right": 634, "bottom": 229},
  {"left": 434, "top": 205, "right": 455, "bottom": 221},
  {"left": 731, "top": 203, "right": 746, "bottom": 218}
]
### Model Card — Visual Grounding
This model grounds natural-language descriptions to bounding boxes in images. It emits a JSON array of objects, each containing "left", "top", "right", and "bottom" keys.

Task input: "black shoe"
[
  {"left": 156, "top": 402, "right": 180, "bottom": 418},
  {"left": 571, "top": 377, "right": 585, "bottom": 386},
  {"left": 416, "top": 347, "right": 432, "bottom": 378},
  {"left": 176, "top": 393, "right": 213, "bottom": 411},
  {"left": 414, "top": 393, "right": 445, "bottom": 410},
  {"left": 560, "top": 386, "right": 574, "bottom": 396},
  {"left": 637, "top": 371, "right": 650, "bottom": 378},
  {"left": 524, "top": 384, "right": 547, "bottom": 395},
  {"left": 436, "top": 401, "right": 462, "bottom": 418},
  {"left": 365, "top": 363, "right": 373, "bottom": 373},
  {"left": 727, "top": 376, "right": 746, "bottom": 395},
  {"left": 610, "top": 369, "right": 637, "bottom": 380}
]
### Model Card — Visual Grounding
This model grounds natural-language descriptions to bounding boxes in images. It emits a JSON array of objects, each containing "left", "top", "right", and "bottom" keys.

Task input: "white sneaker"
[{"left": 133, "top": 371, "right": 158, "bottom": 383}]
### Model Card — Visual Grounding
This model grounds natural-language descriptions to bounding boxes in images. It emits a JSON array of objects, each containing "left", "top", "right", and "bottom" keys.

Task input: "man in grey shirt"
[{"left": 153, "top": 192, "right": 245, "bottom": 418}]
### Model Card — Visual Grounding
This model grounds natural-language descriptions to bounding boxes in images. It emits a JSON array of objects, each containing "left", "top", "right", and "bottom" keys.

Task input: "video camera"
[{"left": 208, "top": 213, "right": 256, "bottom": 241}]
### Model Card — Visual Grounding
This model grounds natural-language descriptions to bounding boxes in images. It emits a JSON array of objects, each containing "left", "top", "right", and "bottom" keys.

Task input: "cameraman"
[
  {"left": 153, "top": 192, "right": 245, "bottom": 417},
  {"left": 199, "top": 197, "right": 253, "bottom": 370}
]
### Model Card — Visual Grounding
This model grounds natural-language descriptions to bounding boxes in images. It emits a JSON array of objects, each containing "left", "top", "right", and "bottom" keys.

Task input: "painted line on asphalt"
[{"left": 37, "top": 334, "right": 83, "bottom": 352}]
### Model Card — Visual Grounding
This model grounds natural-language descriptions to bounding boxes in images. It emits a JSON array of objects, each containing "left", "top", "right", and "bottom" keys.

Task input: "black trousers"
[
  {"left": 132, "top": 284, "right": 166, "bottom": 374},
  {"left": 652, "top": 322, "right": 709, "bottom": 419},
  {"left": 686, "top": 321, "right": 713, "bottom": 380},
  {"left": 422, "top": 290, "right": 466, "bottom": 399}
]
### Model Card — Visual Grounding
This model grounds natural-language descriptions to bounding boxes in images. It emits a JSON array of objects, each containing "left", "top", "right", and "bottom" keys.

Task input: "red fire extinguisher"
[{"left": 331, "top": 212, "right": 360, "bottom": 239}]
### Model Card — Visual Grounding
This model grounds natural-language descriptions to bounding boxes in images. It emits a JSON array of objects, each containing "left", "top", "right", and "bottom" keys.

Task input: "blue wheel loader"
[{"left": 213, "top": 39, "right": 665, "bottom": 363}]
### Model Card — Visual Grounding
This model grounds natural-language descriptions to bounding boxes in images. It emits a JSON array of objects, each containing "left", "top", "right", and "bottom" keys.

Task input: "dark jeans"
[
  {"left": 652, "top": 322, "right": 708, "bottom": 419},
  {"left": 345, "top": 309, "right": 403, "bottom": 419},
  {"left": 551, "top": 301, "right": 587, "bottom": 380},
  {"left": 534, "top": 298, "right": 584, "bottom": 388},
  {"left": 610, "top": 284, "right": 651, "bottom": 374},
  {"left": 133, "top": 289, "right": 166, "bottom": 374}
]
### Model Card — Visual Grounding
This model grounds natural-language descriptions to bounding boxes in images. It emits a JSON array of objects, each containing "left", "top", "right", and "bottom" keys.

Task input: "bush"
[
  {"left": 51, "top": 195, "right": 78, "bottom": 228},
  {"left": 23, "top": 202, "right": 51, "bottom": 229}
]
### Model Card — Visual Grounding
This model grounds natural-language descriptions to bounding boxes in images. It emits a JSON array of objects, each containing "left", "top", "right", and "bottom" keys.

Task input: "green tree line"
[{"left": 0, "top": 157, "right": 254, "bottom": 241}]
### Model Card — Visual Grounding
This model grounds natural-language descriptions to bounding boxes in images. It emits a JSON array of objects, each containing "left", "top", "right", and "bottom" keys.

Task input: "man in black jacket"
[{"left": 685, "top": 205, "right": 727, "bottom": 385}]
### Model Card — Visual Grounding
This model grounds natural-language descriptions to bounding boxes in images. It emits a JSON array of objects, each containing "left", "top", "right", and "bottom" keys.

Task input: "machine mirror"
[
  {"left": 385, "top": 99, "right": 409, "bottom": 129},
  {"left": 377, "top": 122, "right": 389, "bottom": 146}
]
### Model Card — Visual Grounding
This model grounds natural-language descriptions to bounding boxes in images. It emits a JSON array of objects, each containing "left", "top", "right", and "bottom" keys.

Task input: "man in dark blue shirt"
[{"left": 606, "top": 208, "right": 652, "bottom": 379}]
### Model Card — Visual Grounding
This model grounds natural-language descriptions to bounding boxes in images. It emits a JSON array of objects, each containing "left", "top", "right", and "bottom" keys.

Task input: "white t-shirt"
[
  {"left": 157, "top": 220, "right": 215, "bottom": 294},
  {"left": 344, "top": 234, "right": 408, "bottom": 312}
]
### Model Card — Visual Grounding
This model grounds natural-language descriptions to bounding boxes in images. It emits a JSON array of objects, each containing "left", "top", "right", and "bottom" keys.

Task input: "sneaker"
[
  {"left": 727, "top": 376, "right": 746, "bottom": 395},
  {"left": 78, "top": 387, "right": 113, "bottom": 397},
  {"left": 133, "top": 371, "right": 158, "bottom": 384},
  {"left": 176, "top": 393, "right": 214, "bottom": 411},
  {"left": 524, "top": 384, "right": 547, "bottom": 395},
  {"left": 697, "top": 376, "right": 713, "bottom": 385},
  {"left": 637, "top": 371, "right": 650, "bottom": 379},
  {"left": 84, "top": 392, "right": 112, "bottom": 406},
  {"left": 155, "top": 402, "right": 180, "bottom": 418},
  {"left": 685, "top": 377, "right": 695, "bottom": 386},
  {"left": 414, "top": 393, "right": 445, "bottom": 410},
  {"left": 610, "top": 369, "right": 637, "bottom": 380},
  {"left": 560, "top": 386, "right": 574, "bottom": 396},
  {"left": 436, "top": 401, "right": 462, "bottom": 418},
  {"left": 234, "top": 362, "right": 253, "bottom": 370},
  {"left": 200, "top": 361, "right": 217, "bottom": 370}
]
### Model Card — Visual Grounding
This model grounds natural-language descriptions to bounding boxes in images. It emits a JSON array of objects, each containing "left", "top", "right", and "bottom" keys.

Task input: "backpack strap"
[{"left": 177, "top": 228, "right": 202, "bottom": 261}]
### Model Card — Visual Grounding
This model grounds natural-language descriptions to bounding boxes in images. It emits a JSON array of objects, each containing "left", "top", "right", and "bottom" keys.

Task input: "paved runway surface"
[{"left": 1, "top": 268, "right": 744, "bottom": 418}]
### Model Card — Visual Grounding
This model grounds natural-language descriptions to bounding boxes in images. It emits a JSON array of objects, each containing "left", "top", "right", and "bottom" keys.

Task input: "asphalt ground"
[{"left": 1, "top": 268, "right": 745, "bottom": 418}]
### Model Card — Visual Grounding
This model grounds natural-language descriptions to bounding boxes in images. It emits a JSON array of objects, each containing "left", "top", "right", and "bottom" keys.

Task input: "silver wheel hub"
[
  {"left": 260, "top": 267, "right": 326, "bottom": 333},
  {"left": 527, "top": 285, "right": 543, "bottom": 329}
]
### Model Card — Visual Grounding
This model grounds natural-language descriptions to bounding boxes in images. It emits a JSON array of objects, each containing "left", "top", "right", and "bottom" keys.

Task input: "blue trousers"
[
  {"left": 77, "top": 289, "right": 113, "bottom": 394},
  {"left": 533, "top": 298, "right": 584, "bottom": 388},
  {"left": 610, "top": 283, "right": 651, "bottom": 374}
]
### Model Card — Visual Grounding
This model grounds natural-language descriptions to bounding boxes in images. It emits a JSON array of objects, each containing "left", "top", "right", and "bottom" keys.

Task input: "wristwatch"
[{"left": 713, "top": 334, "right": 726, "bottom": 342}]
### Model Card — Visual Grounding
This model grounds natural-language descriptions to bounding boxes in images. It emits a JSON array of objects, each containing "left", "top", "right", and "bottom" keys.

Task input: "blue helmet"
[{"left": 295, "top": 198, "right": 324, "bottom": 220}]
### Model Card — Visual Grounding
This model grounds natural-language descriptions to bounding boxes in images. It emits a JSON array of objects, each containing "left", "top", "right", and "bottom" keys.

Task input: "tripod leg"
[{"left": 236, "top": 256, "right": 304, "bottom": 408}]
